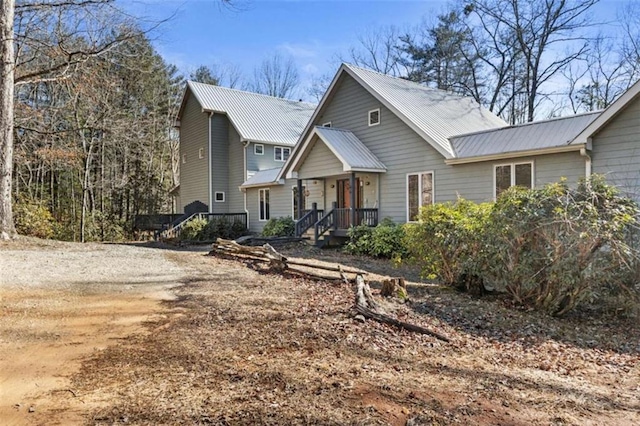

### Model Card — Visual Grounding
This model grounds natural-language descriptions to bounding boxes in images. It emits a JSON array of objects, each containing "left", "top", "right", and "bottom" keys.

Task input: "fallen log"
[{"left": 354, "top": 275, "right": 450, "bottom": 343}]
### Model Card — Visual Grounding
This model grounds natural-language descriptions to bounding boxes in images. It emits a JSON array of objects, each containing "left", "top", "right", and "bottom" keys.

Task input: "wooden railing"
[
  {"left": 294, "top": 203, "right": 324, "bottom": 237},
  {"left": 314, "top": 208, "right": 336, "bottom": 241},
  {"left": 313, "top": 206, "right": 379, "bottom": 243},
  {"left": 161, "top": 212, "right": 247, "bottom": 240}
]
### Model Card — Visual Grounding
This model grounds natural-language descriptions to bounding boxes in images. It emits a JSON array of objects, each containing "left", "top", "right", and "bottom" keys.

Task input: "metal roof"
[
  {"left": 450, "top": 111, "right": 601, "bottom": 159},
  {"left": 240, "top": 167, "right": 283, "bottom": 188},
  {"left": 184, "top": 81, "right": 316, "bottom": 146},
  {"left": 344, "top": 64, "right": 508, "bottom": 158},
  {"left": 314, "top": 127, "right": 386, "bottom": 172}
]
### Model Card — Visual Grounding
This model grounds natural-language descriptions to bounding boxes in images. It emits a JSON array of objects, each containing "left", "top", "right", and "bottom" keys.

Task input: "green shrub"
[
  {"left": 403, "top": 199, "right": 491, "bottom": 289},
  {"left": 180, "top": 217, "right": 208, "bottom": 241},
  {"left": 180, "top": 217, "right": 248, "bottom": 241},
  {"left": 14, "top": 199, "right": 58, "bottom": 239},
  {"left": 482, "top": 175, "right": 639, "bottom": 316},
  {"left": 262, "top": 216, "right": 295, "bottom": 237},
  {"left": 345, "top": 218, "right": 407, "bottom": 259}
]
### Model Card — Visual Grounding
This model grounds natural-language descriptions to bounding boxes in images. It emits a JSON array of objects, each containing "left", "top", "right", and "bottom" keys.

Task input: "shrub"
[
  {"left": 403, "top": 199, "right": 491, "bottom": 290},
  {"left": 180, "top": 217, "right": 208, "bottom": 241},
  {"left": 14, "top": 199, "right": 58, "bottom": 239},
  {"left": 262, "top": 216, "right": 295, "bottom": 237},
  {"left": 345, "top": 218, "right": 407, "bottom": 259},
  {"left": 180, "top": 217, "right": 248, "bottom": 241},
  {"left": 482, "top": 175, "right": 639, "bottom": 316}
]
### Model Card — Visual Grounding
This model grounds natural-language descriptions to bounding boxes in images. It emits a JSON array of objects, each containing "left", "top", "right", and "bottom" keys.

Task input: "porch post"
[
  {"left": 296, "top": 179, "right": 303, "bottom": 219},
  {"left": 349, "top": 172, "right": 356, "bottom": 227}
]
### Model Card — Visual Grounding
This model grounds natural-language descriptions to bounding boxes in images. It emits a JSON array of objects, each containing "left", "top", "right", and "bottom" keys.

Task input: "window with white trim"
[
  {"left": 182, "top": 154, "right": 187, "bottom": 164},
  {"left": 259, "top": 188, "right": 270, "bottom": 221},
  {"left": 215, "top": 192, "right": 225, "bottom": 202},
  {"left": 254, "top": 144, "right": 264, "bottom": 155},
  {"left": 292, "top": 185, "right": 307, "bottom": 219},
  {"left": 368, "top": 108, "right": 380, "bottom": 126},
  {"left": 322, "top": 122, "right": 332, "bottom": 128},
  {"left": 198, "top": 148, "right": 204, "bottom": 159},
  {"left": 274, "top": 146, "right": 291, "bottom": 162},
  {"left": 407, "top": 172, "right": 434, "bottom": 221},
  {"left": 494, "top": 162, "right": 533, "bottom": 198}
]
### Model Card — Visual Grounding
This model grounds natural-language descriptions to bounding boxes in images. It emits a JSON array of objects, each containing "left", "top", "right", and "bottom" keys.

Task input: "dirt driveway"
[
  {"left": 1, "top": 239, "right": 639, "bottom": 425},
  {"left": 0, "top": 239, "right": 187, "bottom": 425}
]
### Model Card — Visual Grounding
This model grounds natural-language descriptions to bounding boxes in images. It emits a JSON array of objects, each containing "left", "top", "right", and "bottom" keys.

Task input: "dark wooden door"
[{"left": 336, "top": 178, "right": 362, "bottom": 228}]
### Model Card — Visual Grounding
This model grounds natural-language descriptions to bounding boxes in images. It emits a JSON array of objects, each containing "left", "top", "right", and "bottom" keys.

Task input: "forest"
[{"left": 2, "top": 0, "right": 640, "bottom": 242}]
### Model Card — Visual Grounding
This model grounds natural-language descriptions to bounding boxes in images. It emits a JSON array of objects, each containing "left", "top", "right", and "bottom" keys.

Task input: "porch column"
[
  {"left": 349, "top": 172, "right": 356, "bottom": 227},
  {"left": 296, "top": 179, "right": 303, "bottom": 219}
]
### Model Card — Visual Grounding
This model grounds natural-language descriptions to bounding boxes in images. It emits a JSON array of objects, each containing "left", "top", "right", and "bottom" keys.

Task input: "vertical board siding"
[
  {"left": 210, "top": 114, "right": 229, "bottom": 213},
  {"left": 227, "top": 124, "right": 245, "bottom": 212},
  {"left": 298, "top": 138, "right": 344, "bottom": 178},
  {"left": 591, "top": 97, "right": 640, "bottom": 202},
  {"left": 179, "top": 93, "right": 209, "bottom": 212}
]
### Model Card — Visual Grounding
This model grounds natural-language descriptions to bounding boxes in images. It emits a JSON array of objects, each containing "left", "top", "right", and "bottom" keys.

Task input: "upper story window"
[
  {"left": 254, "top": 144, "right": 264, "bottom": 155},
  {"left": 322, "top": 122, "right": 332, "bottom": 128},
  {"left": 274, "top": 146, "right": 291, "bottom": 162},
  {"left": 198, "top": 148, "right": 204, "bottom": 159},
  {"left": 494, "top": 162, "right": 533, "bottom": 199},
  {"left": 368, "top": 109, "right": 380, "bottom": 126},
  {"left": 182, "top": 154, "right": 187, "bottom": 164}
]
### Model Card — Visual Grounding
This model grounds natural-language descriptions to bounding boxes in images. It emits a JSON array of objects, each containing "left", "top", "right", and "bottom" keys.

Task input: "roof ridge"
[{"left": 187, "top": 80, "right": 317, "bottom": 107}]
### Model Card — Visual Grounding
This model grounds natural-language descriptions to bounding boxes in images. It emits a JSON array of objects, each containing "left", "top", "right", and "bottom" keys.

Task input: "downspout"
[
  {"left": 580, "top": 139, "right": 592, "bottom": 179},
  {"left": 208, "top": 112, "right": 214, "bottom": 213},
  {"left": 242, "top": 139, "right": 250, "bottom": 227}
]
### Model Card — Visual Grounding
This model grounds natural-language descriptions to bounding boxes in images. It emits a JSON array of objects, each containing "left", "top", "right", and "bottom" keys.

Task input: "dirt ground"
[{"left": 1, "top": 239, "right": 639, "bottom": 425}]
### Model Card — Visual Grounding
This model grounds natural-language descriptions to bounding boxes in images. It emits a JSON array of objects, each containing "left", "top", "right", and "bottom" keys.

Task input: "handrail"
[
  {"left": 314, "top": 209, "right": 335, "bottom": 241},
  {"left": 295, "top": 208, "right": 324, "bottom": 237}
]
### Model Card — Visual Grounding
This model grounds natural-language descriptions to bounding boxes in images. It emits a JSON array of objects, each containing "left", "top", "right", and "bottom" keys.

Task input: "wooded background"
[{"left": 4, "top": 0, "right": 640, "bottom": 241}]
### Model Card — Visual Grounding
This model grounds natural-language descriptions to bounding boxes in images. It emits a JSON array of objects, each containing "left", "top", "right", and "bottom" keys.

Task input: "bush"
[
  {"left": 14, "top": 199, "right": 58, "bottom": 239},
  {"left": 345, "top": 218, "right": 407, "bottom": 259},
  {"left": 180, "top": 217, "right": 208, "bottom": 241},
  {"left": 482, "top": 175, "right": 639, "bottom": 316},
  {"left": 180, "top": 217, "right": 248, "bottom": 241},
  {"left": 403, "top": 199, "right": 491, "bottom": 290},
  {"left": 262, "top": 216, "right": 295, "bottom": 237}
]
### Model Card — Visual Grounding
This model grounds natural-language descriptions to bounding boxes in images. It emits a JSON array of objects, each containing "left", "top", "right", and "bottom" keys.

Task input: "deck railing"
[{"left": 294, "top": 203, "right": 324, "bottom": 237}]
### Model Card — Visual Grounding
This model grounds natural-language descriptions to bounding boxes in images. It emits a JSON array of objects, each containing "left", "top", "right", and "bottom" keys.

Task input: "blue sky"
[{"left": 126, "top": 0, "right": 623, "bottom": 101}]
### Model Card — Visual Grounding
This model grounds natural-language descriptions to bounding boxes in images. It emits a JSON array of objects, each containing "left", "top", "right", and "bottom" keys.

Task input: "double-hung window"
[
  {"left": 259, "top": 188, "right": 270, "bottom": 221},
  {"left": 407, "top": 172, "right": 434, "bottom": 221},
  {"left": 274, "top": 146, "right": 291, "bottom": 162},
  {"left": 494, "top": 162, "right": 533, "bottom": 198}
]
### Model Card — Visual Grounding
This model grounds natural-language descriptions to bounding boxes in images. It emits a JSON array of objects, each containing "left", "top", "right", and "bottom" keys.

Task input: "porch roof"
[
  {"left": 288, "top": 126, "right": 387, "bottom": 177},
  {"left": 240, "top": 167, "right": 283, "bottom": 188}
]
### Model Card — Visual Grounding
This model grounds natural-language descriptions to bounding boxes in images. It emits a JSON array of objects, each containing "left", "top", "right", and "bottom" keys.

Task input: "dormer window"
[{"left": 368, "top": 109, "right": 380, "bottom": 126}]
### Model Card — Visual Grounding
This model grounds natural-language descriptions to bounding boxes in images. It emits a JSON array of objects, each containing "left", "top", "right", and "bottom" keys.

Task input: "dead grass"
[{"left": 68, "top": 245, "right": 640, "bottom": 426}]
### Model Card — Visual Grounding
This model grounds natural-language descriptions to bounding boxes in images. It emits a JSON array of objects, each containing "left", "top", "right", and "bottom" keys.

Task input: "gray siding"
[
  {"left": 247, "top": 142, "right": 289, "bottom": 171},
  {"left": 591, "top": 96, "right": 640, "bottom": 201},
  {"left": 210, "top": 114, "right": 229, "bottom": 213},
  {"left": 179, "top": 93, "right": 209, "bottom": 213},
  {"left": 228, "top": 124, "right": 245, "bottom": 212},
  {"left": 298, "top": 137, "right": 344, "bottom": 178}
]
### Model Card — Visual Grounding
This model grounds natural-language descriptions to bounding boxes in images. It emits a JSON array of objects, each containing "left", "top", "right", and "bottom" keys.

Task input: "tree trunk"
[{"left": 0, "top": 0, "right": 15, "bottom": 240}]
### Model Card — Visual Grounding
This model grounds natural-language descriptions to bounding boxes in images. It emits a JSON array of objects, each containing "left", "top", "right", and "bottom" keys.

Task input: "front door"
[{"left": 336, "top": 178, "right": 362, "bottom": 228}]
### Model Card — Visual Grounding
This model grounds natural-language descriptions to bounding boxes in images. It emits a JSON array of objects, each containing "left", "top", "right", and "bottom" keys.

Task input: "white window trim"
[
  {"left": 493, "top": 161, "right": 535, "bottom": 200},
  {"left": 254, "top": 144, "right": 264, "bottom": 155},
  {"left": 198, "top": 147, "right": 204, "bottom": 159},
  {"left": 406, "top": 171, "right": 435, "bottom": 223},
  {"left": 182, "top": 154, "right": 187, "bottom": 164},
  {"left": 259, "top": 188, "right": 270, "bottom": 222},
  {"left": 274, "top": 146, "right": 291, "bottom": 162},
  {"left": 291, "top": 185, "right": 307, "bottom": 218},
  {"left": 322, "top": 122, "right": 332, "bottom": 127},
  {"left": 214, "top": 191, "right": 225, "bottom": 202},
  {"left": 368, "top": 108, "right": 381, "bottom": 126}
]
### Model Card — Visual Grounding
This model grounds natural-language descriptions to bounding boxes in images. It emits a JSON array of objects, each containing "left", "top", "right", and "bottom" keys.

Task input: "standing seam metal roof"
[
  {"left": 313, "top": 126, "right": 386, "bottom": 171},
  {"left": 344, "top": 64, "right": 508, "bottom": 158},
  {"left": 240, "top": 167, "right": 282, "bottom": 188},
  {"left": 450, "top": 111, "right": 601, "bottom": 159},
  {"left": 185, "top": 81, "right": 316, "bottom": 146}
]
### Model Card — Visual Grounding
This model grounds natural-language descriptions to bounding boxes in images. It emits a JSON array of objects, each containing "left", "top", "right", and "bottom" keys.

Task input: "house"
[
  {"left": 174, "top": 63, "right": 640, "bottom": 245},
  {"left": 242, "top": 64, "right": 640, "bottom": 245},
  {"left": 172, "top": 81, "right": 316, "bottom": 230}
]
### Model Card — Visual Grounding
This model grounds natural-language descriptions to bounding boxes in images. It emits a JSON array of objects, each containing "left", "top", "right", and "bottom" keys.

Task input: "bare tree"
[
  {"left": 189, "top": 62, "right": 243, "bottom": 88},
  {"left": 306, "top": 72, "right": 332, "bottom": 102},
  {"left": 337, "top": 25, "right": 405, "bottom": 76},
  {"left": 250, "top": 53, "right": 299, "bottom": 98},
  {"left": 0, "top": 0, "right": 16, "bottom": 239}
]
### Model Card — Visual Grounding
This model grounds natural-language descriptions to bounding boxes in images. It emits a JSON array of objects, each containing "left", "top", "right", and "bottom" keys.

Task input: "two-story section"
[{"left": 174, "top": 81, "right": 315, "bottom": 224}]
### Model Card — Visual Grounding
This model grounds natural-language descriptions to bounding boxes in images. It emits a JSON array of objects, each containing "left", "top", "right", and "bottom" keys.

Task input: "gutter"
[
  {"left": 445, "top": 144, "right": 585, "bottom": 165},
  {"left": 208, "top": 112, "right": 213, "bottom": 213},
  {"left": 580, "top": 138, "right": 593, "bottom": 178}
]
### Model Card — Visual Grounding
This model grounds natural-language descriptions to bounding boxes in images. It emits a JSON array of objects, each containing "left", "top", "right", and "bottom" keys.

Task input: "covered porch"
[{"left": 286, "top": 126, "right": 387, "bottom": 246}]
